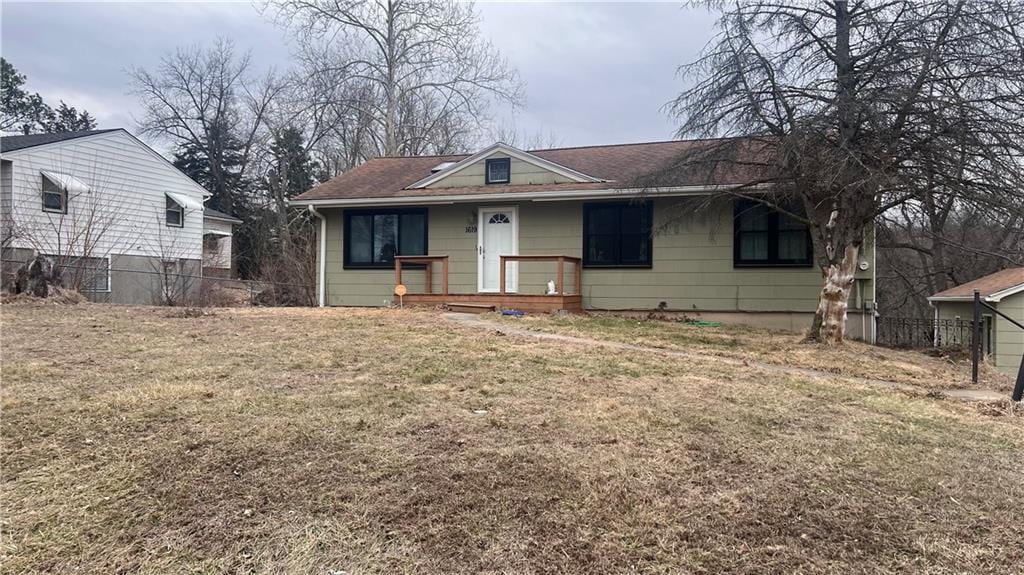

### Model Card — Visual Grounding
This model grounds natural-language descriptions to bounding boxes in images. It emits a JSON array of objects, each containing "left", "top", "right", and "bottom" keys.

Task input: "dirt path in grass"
[{"left": 444, "top": 313, "right": 1007, "bottom": 403}]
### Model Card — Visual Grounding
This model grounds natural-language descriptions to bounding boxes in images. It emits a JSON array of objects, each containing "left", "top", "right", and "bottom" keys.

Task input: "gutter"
[
  {"left": 203, "top": 214, "right": 243, "bottom": 225},
  {"left": 927, "top": 295, "right": 996, "bottom": 303},
  {"left": 307, "top": 205, "right": 327, "bottom": 307}
]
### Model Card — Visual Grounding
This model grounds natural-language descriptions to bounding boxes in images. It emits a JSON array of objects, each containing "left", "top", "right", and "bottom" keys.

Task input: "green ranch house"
[{"left": 291, "top": 140, "right": 877, "bottom": 340}]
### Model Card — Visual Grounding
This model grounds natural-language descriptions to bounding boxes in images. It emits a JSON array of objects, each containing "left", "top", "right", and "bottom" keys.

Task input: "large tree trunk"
[{"left": 812, "top": 243, "right": 860, "bottom": 345}]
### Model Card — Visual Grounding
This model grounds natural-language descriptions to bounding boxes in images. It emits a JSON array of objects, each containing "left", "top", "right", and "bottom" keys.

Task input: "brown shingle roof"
[
  {"left": 930, "top": 267, "right": 1024, "bottom": 300},
  {"left": 294, "top": 139, "right": 761, "bottom": 202}
]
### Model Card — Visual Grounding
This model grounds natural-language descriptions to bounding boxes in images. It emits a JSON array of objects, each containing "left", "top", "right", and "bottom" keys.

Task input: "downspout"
[{"left": 307, "top": 205, "right": 326, "bottom": 307}]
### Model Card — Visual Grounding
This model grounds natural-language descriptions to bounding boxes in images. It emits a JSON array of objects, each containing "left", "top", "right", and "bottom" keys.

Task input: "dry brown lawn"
[
  {"left": 2, "top": 304, "right": 1022, "bottom": 574},
  {"left": 499, "top": 312, "right": 1015, "bottom": 391}
]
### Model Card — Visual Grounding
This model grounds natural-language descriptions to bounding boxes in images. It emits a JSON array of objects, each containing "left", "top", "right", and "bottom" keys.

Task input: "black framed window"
[
  {"left": 41, "top": 176, "right": 67, "bottom": 214},
  {"left": 165, "top": 195, "right": 184, "bottom": 227},
  {"left": 485, "top": 158, "right": 511, "bottom": 184},
  {"left": 344, "top": 208, "right": 427, "bottom": 268},
  {"left": 733, "top": 200, "right": 812, "bottom": 267},
  {"left": 583, "top": 201, "right": 652, "bottom": 268}
]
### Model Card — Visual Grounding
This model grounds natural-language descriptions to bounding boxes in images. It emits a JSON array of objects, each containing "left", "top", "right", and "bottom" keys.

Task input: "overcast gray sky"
[{"left": 1, "top": 1, "right": 718, "bottom": 149}]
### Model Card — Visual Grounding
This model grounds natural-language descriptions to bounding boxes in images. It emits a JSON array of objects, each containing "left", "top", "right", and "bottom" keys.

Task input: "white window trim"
[
  {"left": 40, "top": 177, "right": 67, "bottom": 214},
  {"left": 165, "top": 194, "right": 185, "bottom": 228}
]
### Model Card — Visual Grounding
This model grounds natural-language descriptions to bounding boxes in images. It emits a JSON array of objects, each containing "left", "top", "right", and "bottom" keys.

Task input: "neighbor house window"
[
  {"left": 344, "top": 208, "right": 427, "bottom": 268},
  {"left": 485, "top": 158, "right": 511, "bottom": 184},
  {"left": 41, "top": 177, "right": 67, "bottom": 214},
  {"left": 733, "top": 200, "right": 812, "bottom": 267},
  {"left": 165, "top": 195, "right": 184, "bottom": 227},
  {"left": 583, "top": 201, "right": 652, "bottom": 268},
  {"left": 44, "top": 254, "right": 110, "bottom": 292}
]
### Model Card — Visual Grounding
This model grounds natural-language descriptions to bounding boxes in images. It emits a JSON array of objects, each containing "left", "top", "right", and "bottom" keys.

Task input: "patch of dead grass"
[
  {"left": 501, "top": 312, "right": 1014, "bottom": 391},
  {"left": 1, "top": 305, "right": 1022, "bottom": 573}
]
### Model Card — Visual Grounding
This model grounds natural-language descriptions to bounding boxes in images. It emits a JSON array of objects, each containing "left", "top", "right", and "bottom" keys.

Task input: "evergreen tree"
[
  {"left": 171, "top": 119, "right": 246, "bottom": 212},
  {"left": 41, "top": 101, "right": 97, "bottom": 133},
  {"left": 1, "top": 58, "right": 97, "bottom": 134},
  {"left": 267, "top": 127, "right": 316, "bottom": 201}
]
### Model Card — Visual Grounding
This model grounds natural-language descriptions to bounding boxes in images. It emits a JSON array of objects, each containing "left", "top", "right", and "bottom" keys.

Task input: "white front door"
[{"left": 478, "top": 207, "right": 518, "bottom": 292}]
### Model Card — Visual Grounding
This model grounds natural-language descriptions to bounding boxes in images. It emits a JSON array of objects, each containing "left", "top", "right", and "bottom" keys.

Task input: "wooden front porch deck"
[
  {"left": 394, "top": 254, "right": 584, "bottom": 313},
  {"left": 401, "top": 292, "right": 583, "bottom": 313}
]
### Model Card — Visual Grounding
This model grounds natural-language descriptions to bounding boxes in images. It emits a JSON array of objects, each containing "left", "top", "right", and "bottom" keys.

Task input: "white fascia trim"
[
  {"left": 405, "top": 142, "right": 604, "bottom": 189},
  {"left": 290, "top": 184, "right": 764, "bottom": 208}
]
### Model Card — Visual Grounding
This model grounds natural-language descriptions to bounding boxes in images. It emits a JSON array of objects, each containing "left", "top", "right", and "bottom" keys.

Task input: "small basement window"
[
  {"left": 165, "top": 195, "right": 184, "bottom": 227},
  {"left": 733, "top": 200, "right": 813, "bottom": 267},
  {"left": 485, "top": 158, "right": 511, "bottom": 184},
  {"left": 41, "top": 176, "right": 67, "bottom": 214},
  {"left": 44, "top": 254, "right": 110, "bottom": 292}
]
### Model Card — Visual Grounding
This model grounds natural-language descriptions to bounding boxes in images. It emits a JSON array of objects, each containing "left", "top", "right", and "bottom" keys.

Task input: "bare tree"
[
  {"left": 877, "top": 199, "right": 1024, "bottom": 317},
  {"left": 129, "top": 38, "right": 284, "bottom": 213},
  {"left": 145, "top": 213, "right": 200, "bottom": 306},
  {"left": 268, "top": 0, "right": 523, "bottom": 158},
  {"left": 666, "top": 0, "right": 1024, "bottom": 344},
  {"left": 490, "top": 120, "right": 563, "bottom": 150}
]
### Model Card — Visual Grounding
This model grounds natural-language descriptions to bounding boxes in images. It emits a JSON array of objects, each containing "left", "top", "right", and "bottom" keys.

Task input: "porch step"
[{"left": 445, "top": 302, "right": 497, "bottom": 314}]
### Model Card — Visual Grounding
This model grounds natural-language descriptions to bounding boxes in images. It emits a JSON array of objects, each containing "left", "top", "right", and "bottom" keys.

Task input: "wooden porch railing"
[
  {"left": 394, "top": 255, "right": 449, "bottom": 295},
  {"left": 499, "top": 255, "right": 582, "bottom": 295}
]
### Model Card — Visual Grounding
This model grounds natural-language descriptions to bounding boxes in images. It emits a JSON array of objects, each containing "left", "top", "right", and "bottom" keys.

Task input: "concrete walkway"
[{"left": 443, "top": 313, "right": 1008, "bottom": 403}]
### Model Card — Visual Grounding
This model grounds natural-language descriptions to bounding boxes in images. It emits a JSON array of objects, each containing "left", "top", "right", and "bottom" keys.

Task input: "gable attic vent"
[{"left": 430, "top": 161, "right": 456, "bottom": 173}]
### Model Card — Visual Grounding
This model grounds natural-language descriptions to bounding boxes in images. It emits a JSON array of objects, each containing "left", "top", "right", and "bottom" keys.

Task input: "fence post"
[{"left": 972, "top": 289, "right": 981, "bottom": 384}]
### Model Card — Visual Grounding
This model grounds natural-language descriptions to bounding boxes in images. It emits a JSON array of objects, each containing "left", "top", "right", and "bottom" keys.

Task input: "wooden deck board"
[{"left": 401, "top": 293, "right": 583, "bottom": 313}]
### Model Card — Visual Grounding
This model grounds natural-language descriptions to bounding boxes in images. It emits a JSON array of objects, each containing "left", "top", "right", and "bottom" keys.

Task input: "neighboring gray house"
[{"left": 0, "top": 129, "right": 236, "bottom": 304}]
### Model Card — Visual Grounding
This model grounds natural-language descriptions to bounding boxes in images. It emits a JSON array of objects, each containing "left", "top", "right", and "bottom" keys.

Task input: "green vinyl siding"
[
  {"left": 993, "top": 293, "right": 1023, "bottom": 376},
  {"left": 320, "top": 198, "right": 875, "bottom": 313}
]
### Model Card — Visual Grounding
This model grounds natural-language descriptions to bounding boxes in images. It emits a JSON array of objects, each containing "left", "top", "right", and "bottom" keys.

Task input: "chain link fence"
[{"left": 2, "top": 257, "right": 315, "bottom": 307}]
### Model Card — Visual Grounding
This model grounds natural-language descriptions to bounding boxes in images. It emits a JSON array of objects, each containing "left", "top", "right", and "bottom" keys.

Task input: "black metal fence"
[{"left": 876, "top": 316, "right": 991, "bottom": 352}]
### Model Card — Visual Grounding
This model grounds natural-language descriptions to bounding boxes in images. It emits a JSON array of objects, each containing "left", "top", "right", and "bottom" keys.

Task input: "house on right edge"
[
  {"left": 292, "top": 140, "right": 877, "bottom": 340},
  {"left": 929, "top": 268, "right": 1024, "bottom": 376}
]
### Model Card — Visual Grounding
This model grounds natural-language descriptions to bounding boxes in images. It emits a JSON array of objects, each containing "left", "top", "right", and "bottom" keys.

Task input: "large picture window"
[
  {"left": 733, "top": 200, "right": 813, "bottom": 267},
  {"left": 583, "top": 201, "right": 652, "bottom": 268},
  {"left": 344, "top": 208, "right": 427, "bottom": 268}
]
